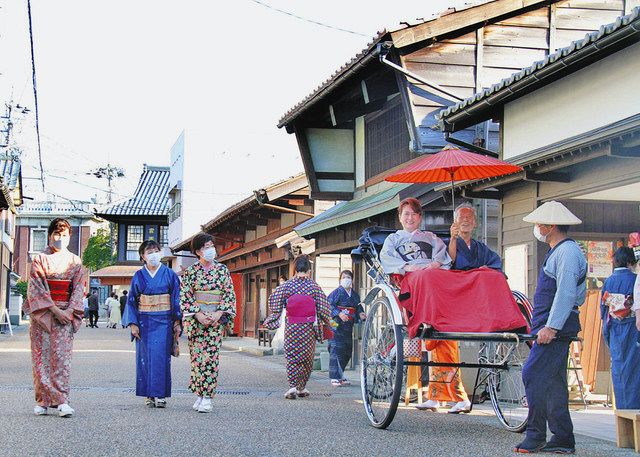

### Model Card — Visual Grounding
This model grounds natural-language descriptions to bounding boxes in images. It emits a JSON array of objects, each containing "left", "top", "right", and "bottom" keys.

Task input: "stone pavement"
[{"left": 0, "top": 325, "right": 634, "bottom": 457}]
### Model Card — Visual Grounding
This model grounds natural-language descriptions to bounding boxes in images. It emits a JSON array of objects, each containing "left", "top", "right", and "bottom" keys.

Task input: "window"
[
  {"left": 30, "top": 228, "right": 47, "bottom": 253},
  {"left": 126, "top": 225, "right": 144, "bottom": 261},
  {"left": 1, "top": 210, "right": 14, "bottom": 237},
  {"left": 159, "top": 226, "right": 168, "bottom": 247},
  {"left": 365, "top": 100, "right": 415, "bottom": 180},
  {"left": 168, "top": 202, "right": 181, "bottom": 223}
]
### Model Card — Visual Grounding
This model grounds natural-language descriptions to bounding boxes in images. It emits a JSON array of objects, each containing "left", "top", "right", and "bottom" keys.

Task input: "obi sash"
[
  {"left": 603, "top": 291, "right": 635, "bottom": 320},
  {"left": 286, "top": 294, "right": 316, "bottom": 324},
  {"left": 195, "top": 290, "right": 221, "bottom": 313},
  {"left": 47, "top": 280, "right": 72, "bottom": 302},
  {"left": 139, "top": 293, "right": 171, "bottom": 312},
  {"left": 337, "top": 306, "right": 356, "bottom": 321}
]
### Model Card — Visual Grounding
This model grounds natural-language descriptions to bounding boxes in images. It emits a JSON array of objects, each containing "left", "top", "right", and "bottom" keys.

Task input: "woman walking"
[
  {"left": 263, "top": 255, "right": 332, "bottom": 399},
  {"left": 122, "top": 240, "right": 181, "bottom": 408},
  {"left": 24, "top": 218, "right": 86, "bottom": 417},
  {"left": 106, "top": 292, "right": 121, "bottom": 328},
  {"left": 180, "top": 233, "right": 236, "bottom": 413}
]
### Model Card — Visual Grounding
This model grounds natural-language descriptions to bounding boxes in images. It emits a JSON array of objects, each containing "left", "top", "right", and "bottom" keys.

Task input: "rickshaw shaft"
[{"left": 403, "top": 360, "right": 509, "bottom": 370}]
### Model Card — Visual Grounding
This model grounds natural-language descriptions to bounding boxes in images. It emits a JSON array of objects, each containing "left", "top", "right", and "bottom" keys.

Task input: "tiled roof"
[
  {"left": 277, "top": 31, "right": 388, "bottom": 128},
  {"left": 276, "top": 1, "right": 505, "bottom": 128},
  {"left": 98, "top": 164, "right": 170, "bottom": 217},
  {"left": 437, "top": 6, "right": 640, "bottom": 124}
]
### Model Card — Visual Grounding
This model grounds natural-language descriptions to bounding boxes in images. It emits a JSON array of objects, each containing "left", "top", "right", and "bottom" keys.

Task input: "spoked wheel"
[
  {"left": 481, "top": 340, "right": 531, "bottom": 432},
  {"left": 361, "top": 296, "right": 403, "bottom": 429}
]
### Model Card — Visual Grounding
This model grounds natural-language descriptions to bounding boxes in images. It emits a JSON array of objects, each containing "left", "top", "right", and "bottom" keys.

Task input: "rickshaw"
[{"left": 352, "top": 227, "right": 537, "bottom": 432}]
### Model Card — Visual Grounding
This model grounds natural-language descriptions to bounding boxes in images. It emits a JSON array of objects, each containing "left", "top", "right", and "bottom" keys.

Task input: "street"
[{"left": 0, "top": 326, "right": 633, "bottom": 457}]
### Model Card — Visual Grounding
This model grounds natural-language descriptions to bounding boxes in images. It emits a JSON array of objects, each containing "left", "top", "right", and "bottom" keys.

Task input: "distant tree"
[
  {"left": 16, "top": 280, "right": 28, "bottom": 299},
  {"left": 82, "top": 229, "right": 115, "bottom": 271}
]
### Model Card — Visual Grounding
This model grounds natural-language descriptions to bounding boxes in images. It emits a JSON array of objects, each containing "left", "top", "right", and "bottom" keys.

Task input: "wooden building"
[
  {"left": 92, "top": 165, "right": 171, "bottom": 294},
  {"left": 171, "top": 173, "right": 315, "bottom": 337},
  {"left": 438, "top": 5, "right": 640, "bottom": 393},
  {"left": 278, "top": 0, "right": 633, "bottom": 295}
]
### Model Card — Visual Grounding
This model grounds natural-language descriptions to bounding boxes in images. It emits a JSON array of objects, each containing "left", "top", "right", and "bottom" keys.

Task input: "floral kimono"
[
  {"left": 263, "top": 277, "right": 332, "bottom": 390},
  {"left": 24, "top": 247, "right": 85, "bottom": 407},
  {"left": 180, "top": 261, "right": 236, "bottom": 397}
]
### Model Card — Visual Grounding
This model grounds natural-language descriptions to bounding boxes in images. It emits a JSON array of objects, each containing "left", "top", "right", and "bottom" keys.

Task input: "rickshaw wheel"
[
  {"left": 361, "top": 295, "right": 403, "bottom": 429},
  {"left": 483, "top": 291, "right": 533, "bottom": 433}
]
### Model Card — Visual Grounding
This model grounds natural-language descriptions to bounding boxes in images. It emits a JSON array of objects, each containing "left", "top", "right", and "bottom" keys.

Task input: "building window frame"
[
  {"left": 126, "top": 225, "right": 144, "bottom": 261},
  {"left": 30, "top": 227, "right": 48, "bottom": 254}
]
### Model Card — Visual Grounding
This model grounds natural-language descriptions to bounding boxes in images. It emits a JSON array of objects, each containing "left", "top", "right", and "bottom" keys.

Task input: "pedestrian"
[
  {"left": 601, "top": 247, "right": 639, "bottom": 409},
  {"left": 106, "top": 292, "right": 121, "bottom": 329},
  {"left": 327, "top": 270, "right": 364, "bottom": 387},
  {"left": 87, "top": 290, "right": 99, "bottom": 328},
  {"left": 122, "top": 240, "right": 181, "bottom": 408},
  {"left": 24, "top": 217, "right": 85, "bottom": 417},
  {"left": 516, "top": 201, "right": 587, "bottom": 454},
  {"left": 82, "top": 293, "right": 90, "bottom": 327},
  {"left": 278, "top": 275, "right": 287, "bottom": 286},
  {"left": 119, "top": 290, "right": 128, "bottom": 328},
  {"left": 180, "top": 232, "right": 236, "bottom": 413},
  {"left": 263, "top": 254, "right": 332, "bottom": 399}
]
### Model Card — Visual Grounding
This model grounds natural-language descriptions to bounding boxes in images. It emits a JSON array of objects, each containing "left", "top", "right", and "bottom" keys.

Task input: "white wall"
[{"left": 503, "top": 42, "right": 640, "bottom": 160}]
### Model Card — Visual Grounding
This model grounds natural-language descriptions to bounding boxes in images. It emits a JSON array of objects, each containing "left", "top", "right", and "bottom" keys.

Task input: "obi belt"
[
  {"left": 139, "top": 294, "right": 171, "bottom": 313},
  {"left": 195, "top": 290, "right": 221, "bottom": 313},
  {"left": 338, "top": 306, "right": 356, "bottom": 321},
  {"left": 286, "top": 294, "right": 316, "bottom": 324},
  {"left": 47, "top": 279, "right": 72, "bottom": 302}
]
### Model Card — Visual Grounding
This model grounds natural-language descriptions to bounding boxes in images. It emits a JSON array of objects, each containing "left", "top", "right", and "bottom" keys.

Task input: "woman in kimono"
[
  {"left": 180, "top": 233, "right": 236, "bottom": 413},
  {"left": 106, "top": 292, "right": 121, "bottom": 328},
  {"left": 327, "top": 270, "right": 365, "bottom": 386},
  {"left": 601, "top": 247, "right": 639, "bottom": 409},
  {"left": 25, "top": 218, "right": 85, "bottom": 417},
  {"left": 122, "top": 240, "right": 181, "bottom": 408},
  {"left": 263, "top": 255, "right": 332, "bottom": 399}
]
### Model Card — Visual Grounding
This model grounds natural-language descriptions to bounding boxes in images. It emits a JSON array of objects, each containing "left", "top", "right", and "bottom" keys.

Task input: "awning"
[
  {"left": 90, "top": 265, "right": 140, "bottom": 286},
  {"left": 294, "top": 184, "right": 412, "bottom": 237}
]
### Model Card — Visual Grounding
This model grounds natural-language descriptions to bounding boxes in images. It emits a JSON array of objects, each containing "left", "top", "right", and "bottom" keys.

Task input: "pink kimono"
[{"left": 24, "top": 247, "right": 85, "bottom": 407}]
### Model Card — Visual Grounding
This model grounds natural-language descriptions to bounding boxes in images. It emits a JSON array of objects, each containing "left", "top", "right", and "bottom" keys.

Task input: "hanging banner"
[{"left": 587, "top": 241, "right": 613, "bottom": 278}]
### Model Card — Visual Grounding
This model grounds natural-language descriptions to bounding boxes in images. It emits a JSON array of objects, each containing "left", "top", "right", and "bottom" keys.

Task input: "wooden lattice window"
[{"left": 365, "top": 100, "right": 414, "bottom": 180}]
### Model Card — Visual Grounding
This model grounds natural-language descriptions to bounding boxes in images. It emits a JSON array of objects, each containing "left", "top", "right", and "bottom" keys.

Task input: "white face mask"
[
  {"left": 340, "top": 277, "right": 352, "bottom": 289},
  {"left": 146, "top": 251, "right": 161, "bottom": 267},
  {"left": 202, "top": 247, "right": 217, "bottom": 262},
  {"left": 533, "top": 225, "right": 548, "bottom": 243},
  {"left": 52, "top": 235, "right": 70, "bottom": 251}
]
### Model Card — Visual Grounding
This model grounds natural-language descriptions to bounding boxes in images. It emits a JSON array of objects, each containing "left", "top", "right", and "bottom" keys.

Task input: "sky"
[{"left": 1, "top": 0, "right": 471, "bottom": 208}]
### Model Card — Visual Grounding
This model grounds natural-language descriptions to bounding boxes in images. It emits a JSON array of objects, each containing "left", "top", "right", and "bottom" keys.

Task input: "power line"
[
  {"left": 247, "top": 0, "right": 369, "bottom": 37},
  {"left": 27, "top": 0, "right": 45, "bottom": 192}
]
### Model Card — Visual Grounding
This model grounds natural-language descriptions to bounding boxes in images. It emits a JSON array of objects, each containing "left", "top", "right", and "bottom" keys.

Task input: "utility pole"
[{"left": 87, "top": 164, "right": 125, "bottom": 255}]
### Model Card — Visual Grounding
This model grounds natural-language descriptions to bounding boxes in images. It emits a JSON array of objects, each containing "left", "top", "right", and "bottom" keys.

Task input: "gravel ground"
[{"left": 0, "top": 325, "right": 633, "bottom": 457}]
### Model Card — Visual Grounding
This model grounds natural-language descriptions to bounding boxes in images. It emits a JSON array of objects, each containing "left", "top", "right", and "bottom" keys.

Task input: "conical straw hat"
[{"left": 523, "top": 201, "right": 582, "bottom": 225}]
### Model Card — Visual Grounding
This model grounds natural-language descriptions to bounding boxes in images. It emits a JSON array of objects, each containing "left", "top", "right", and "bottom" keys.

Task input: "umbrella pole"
[{"left": 450, "top": 171, "right": 455, "bottom": 216}]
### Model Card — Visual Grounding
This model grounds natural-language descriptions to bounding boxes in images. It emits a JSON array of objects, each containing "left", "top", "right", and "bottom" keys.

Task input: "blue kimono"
[
  {"left": 122, "top": 265, "right": 181, "bottom": 398},
  {"left": 446, "top": 237, "right": 502, "bottom": 271},
  {"left": 601, "top": 267, "right": 639, "bottom": 409},
  {"left": 327, "top": 286, "right": 363, "bottom": 381}
]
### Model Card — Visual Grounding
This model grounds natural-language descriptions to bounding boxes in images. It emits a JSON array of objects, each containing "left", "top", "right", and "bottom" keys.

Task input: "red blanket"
[{"left": 399, "top": 267, "right": 528, "bottom": 338}]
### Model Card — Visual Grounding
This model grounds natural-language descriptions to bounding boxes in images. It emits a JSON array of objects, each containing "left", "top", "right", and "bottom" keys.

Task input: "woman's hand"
[
  {"left": 359, "top": 312, "right": 367, "bottom": 321},
  {"left": 636, "top": 313, "right": 640, "bottom": 332},
  {"left": 425, "top": 261, "right": 442, "bottom": 270},
  {"left": 450, "top": 222, "right": 460, "bottom": 239},
  {"left": 209, "top": 311, "right": 224, "bottom": 325},
  {"left": 338, "top": 312, "right": 349, "bottom": 322},
  {"left": 51, "top": 307, "right": 71, "bottom": 325},
  {"left": 194, "top": 312, "right": 207, "bottom": 325},
  {"left": 130, "top": 324, "right": 140, "bottom": 340}
]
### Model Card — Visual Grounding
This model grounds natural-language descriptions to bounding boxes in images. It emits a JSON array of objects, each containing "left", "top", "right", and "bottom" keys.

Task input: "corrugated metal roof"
[
  {"left": 437, "top": 6, "right": 640, "bottom": 123},
  {"left": 99, "top": 164, "right": 170, "bottom": 216},
  {"left": 294, "top": 184, "right": 409, "bottom": 237}
]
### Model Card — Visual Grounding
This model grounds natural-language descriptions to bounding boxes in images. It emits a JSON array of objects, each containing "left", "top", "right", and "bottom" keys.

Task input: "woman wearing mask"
[
  {"left": 122, "top": 240, "right": 181, "bottom": 408},
  {"left": 263, "top": 255, "right": 332, "bottom": 399},
  {"left": 24, "top": 218, "right": 86, "bottom": 417},
  {"left": 180, "top": 233, "right": 236, "bottom": 413},
  {"left": 327, "top": 270, "right": 365, "bottom": 386}
]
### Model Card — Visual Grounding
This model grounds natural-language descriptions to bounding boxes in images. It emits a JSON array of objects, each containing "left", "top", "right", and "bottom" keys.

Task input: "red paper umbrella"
[{"left": 386, "top": 145, "right": 522, "bottom": 211}]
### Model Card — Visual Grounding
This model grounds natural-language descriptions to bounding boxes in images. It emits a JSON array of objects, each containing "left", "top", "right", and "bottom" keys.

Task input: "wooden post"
[{"left": 549, "top": 4, "right": 557, "bottom": 54}]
